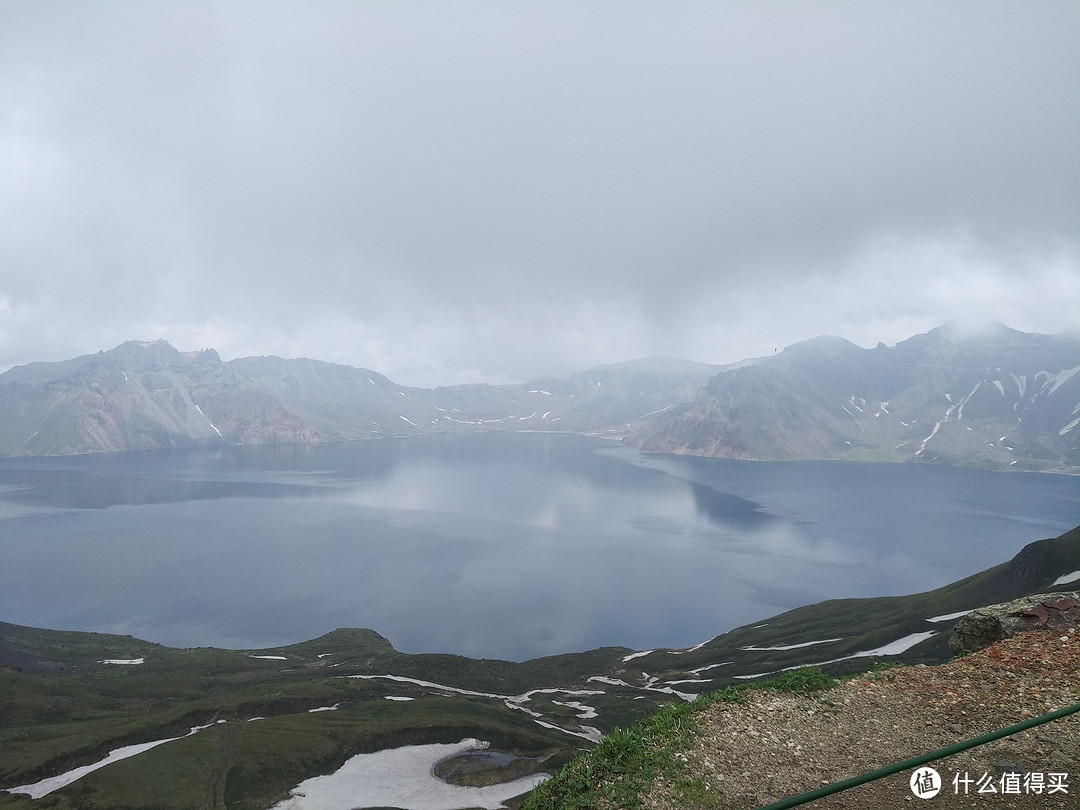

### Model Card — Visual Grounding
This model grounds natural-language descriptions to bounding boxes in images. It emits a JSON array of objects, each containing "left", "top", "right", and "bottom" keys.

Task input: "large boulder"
[{"left": 948, "top": 592, "right": 1080, "bottom": 654}]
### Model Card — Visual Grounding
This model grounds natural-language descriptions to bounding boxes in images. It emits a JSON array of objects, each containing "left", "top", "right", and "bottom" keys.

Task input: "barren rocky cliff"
[
  {"left": 0, "top": 340, "right": 718, "bottom": 456},
  {"left": 630, "top": 322, "right": 1080, "bottom": 473},
  {"left": 2, "top": 323, "right": 1078, "bottom": 473}
]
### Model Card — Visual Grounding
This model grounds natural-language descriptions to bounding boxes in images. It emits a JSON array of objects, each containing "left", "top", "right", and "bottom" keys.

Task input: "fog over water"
[{"left": 2, "top": 434, "right": 1078, "bottom": 660}]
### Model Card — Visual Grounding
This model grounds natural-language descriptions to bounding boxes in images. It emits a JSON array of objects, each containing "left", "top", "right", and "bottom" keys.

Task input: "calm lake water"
[{"left": 1, "top": 433, "right": 1078, "bottom": 661}]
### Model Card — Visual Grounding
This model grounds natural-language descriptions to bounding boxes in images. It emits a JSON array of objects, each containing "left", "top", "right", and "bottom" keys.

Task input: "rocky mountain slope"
[
  {"left": 0, "top": 341, "right": 720, "bottom": 456},
  {"left": 2, "top": 323, "right": 1078, "bottom": 472},
  {"left": 630, "top": 322, "right": 1080, "bottom": 472}
]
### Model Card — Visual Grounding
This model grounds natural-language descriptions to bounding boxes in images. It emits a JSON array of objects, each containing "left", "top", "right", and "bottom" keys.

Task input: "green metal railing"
[{"left": 755, "top": 701, "right": 1080, "bottom": 810}]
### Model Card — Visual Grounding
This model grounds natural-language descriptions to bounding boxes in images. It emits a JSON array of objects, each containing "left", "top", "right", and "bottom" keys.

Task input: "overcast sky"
[{"left": 2, "top": 2, "right": 1078, "bottom": 386}]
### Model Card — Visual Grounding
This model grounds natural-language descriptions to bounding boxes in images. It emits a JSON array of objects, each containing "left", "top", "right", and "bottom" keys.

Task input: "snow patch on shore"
[
  {"left": 733, "top": 632, "right": 938, "bottom": 681},
  {"left": 740, "top": 638, "right": 843, "bottom": 651},
  {"left": 5, "top": 722, "right": 225, "bottom": 799},
  {"left": 268, "top": 738, "right": 548, "bottom": 810},
  {"left": 927, "top": 609, "right": 974, "bottom": 622}
]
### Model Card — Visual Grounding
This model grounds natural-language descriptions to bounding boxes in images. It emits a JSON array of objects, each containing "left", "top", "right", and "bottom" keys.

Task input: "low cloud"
[{"left": 2, "top": 2, "right": 1077, "bottom": 384}]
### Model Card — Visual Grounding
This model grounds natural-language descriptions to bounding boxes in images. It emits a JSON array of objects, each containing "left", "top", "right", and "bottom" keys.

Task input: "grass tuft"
[
  {"left": 523, "top": 670, "right": 837, "bottom": 809},
  {"left": 762, "top": 666, "right": 836, "bottom": 695}
]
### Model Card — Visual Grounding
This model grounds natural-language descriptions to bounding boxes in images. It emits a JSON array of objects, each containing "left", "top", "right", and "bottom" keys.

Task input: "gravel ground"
[{"left": 642, "top": 629, "right": 1080, "bottom": 810}]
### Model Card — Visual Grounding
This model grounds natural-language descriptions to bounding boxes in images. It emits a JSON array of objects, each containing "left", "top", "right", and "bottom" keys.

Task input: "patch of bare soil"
[{"left": 644, "top": 630, "right": 1080, "bottom": 809}]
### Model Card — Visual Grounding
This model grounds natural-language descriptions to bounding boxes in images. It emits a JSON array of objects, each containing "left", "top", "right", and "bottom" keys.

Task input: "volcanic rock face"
[
  {"left": 630, "top": 322, "right": 1080, "bottom": 472},
  {"left": 0, "top": 341, "right": 722, "bottom": 456},
  {"left": 948, "top": 592, "right": 1080, "bottom": 654},
  {"left": 0, "top": 341, "right": 231, "bottom": 455},
  {"left": 2, "top": 323, "right": 1078, "bottom": 471}
]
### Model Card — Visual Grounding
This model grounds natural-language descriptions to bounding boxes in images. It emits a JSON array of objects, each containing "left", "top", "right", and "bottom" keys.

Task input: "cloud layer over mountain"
[{"left": 2, "top": 2, "right": 1078, "bottom": 385}]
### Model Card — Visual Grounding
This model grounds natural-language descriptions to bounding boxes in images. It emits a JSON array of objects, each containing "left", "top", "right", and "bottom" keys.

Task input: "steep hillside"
[
  {"left": 3, "top": 324, "right": 1078, "bottom": 471},
  {"left": 0, "top": 342, "right": 720, "bottom": 456},
  {"left": 0, "top": 342, "right": 227, "bottom": 455},
  {"left": 631, "top": 322, "right": 1080, "bottom": 472}
]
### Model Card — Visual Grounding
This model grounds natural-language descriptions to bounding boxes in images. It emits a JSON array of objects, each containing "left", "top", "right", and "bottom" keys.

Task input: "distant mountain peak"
[
  {"left": 759, "top": 334, "right": 863, "bottom": 370},
  {"left": 934, "top": 319, "right": 1025, "bottom": 342},
  {"left": 122, "top": 338, "right": 175, "bottom": 348},
  {"left": 780, "top": 334, "right": 862, "bottom": 354},
  {"left": 632, "top": 323, "right": 1080, "bottom": 472},
  {"left": 98, "top": 339, "right": 222, "bottom": 374},
  {"left": 3, "top": 326, "right": 1078, "bottom": 470}
]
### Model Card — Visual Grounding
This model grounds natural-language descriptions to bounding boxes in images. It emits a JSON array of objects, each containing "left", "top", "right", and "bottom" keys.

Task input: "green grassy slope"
[
  {"left": 629, "top": 524, "right": 1080, "bottom": 689},
  {"left": 0, "top": 625, "right": 635, "bottom": 809},
  {"left": 2, "top": 525, "right": 1077, "bottom": 808}
]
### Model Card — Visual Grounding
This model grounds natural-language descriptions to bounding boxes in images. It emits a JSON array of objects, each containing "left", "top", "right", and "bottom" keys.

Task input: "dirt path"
[{"left": 642, "top": 630, "right": 1080, "bottom": 809}]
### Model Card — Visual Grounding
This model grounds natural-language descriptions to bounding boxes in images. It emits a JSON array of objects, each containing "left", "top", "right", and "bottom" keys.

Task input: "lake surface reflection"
[{"left": 1, "top": 433, "right": 1078, "bottom": 660}]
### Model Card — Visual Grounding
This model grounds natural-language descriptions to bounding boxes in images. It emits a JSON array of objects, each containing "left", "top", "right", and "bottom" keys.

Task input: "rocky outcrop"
[
  {"left": 630, "top": 322, "right": 1080, "bottom": 472},
  {"left": 0, "top": 341, "right": 722, "bottom": 456},
  {"left": 948, "top": 592, "right": 1080, "bottom": 654},
  {"left": 4, "top": 324, "right": 1079, "bottom": 465}
]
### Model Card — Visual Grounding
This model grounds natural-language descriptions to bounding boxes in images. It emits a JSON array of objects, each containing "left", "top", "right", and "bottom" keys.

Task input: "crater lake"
[{"left": 2, "top": 432, "right": 1078, "bottom": 661}]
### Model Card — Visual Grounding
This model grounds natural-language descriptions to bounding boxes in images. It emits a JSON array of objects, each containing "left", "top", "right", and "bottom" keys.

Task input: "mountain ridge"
[
  {"left": 629, "top": 322, "right": 1080, "bottom": 472},
  {"left": 0, "top": 340, "right": 724, "bottom": 457},
  {"left": 2, "top": 324, "right": 1078, "bottom": 471}
]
